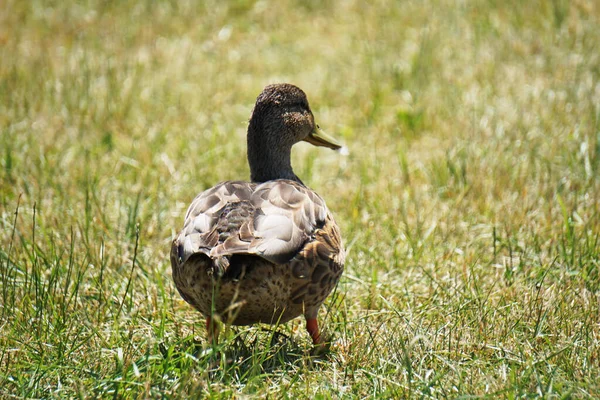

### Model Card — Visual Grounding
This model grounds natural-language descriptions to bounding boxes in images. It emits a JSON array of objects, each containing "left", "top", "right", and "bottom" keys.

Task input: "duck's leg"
[
  {"left": 206, "top": 316, "right": 220, "bottom": 345},
  {"left": 306, "top": 318, "right": 321, "bottom": 344}
]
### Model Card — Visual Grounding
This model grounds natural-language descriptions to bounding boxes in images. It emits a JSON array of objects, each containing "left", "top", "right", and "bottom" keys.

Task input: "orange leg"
[
  {"left": 306, "top": 318, "right": 321, "bottom": 345},
  {"left": 206, "top": 316, "right": 220, "bottom": 345}
]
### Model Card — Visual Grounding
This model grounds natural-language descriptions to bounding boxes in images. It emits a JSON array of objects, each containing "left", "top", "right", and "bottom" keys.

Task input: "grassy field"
[{"left": 1, "top": 0, "right": 599, "bottom": 397}]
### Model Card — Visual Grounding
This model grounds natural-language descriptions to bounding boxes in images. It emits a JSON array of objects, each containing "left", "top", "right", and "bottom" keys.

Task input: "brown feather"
[{"left": 171, "top": 180, "right": 344, "bottom": 326}]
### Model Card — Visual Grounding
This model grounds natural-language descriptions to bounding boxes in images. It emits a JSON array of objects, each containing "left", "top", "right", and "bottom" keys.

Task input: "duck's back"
[{"left": 170, "top": 179, "right": 344, "bottom": 325}]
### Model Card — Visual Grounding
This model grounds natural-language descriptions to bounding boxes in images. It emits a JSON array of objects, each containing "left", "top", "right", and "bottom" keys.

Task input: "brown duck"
[{"left": 170, "top": 83, "right": 345, "bottom": 345}]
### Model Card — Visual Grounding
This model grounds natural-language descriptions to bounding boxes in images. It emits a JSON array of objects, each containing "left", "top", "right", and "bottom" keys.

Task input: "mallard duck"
[{"left": 170, "top": 83, "right": 345, "bottom": 345}]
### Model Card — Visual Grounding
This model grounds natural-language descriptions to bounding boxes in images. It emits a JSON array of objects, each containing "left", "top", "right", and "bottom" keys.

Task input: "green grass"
[{"left": 1, "top": 0, "right": 600, "bottom": 397}]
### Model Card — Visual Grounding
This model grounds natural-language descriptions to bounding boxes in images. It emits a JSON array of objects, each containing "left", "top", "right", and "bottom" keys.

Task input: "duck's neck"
[{"left": 247, "top": 122, "right": 302, "bottom": 184}]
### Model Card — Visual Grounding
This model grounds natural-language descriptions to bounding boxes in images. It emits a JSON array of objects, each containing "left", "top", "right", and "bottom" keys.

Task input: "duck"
[{"left": 170, "top": 83, "right": 345, "bottom": 345}]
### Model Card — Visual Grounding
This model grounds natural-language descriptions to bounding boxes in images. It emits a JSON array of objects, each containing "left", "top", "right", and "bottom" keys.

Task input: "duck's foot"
[
  {"left": 306, "top": 318, "right": 321, "bottom": 345},
  {"left": 305, "top": 317, "right": 334, "bottom": 356},
  {"left": 310, "top": 340, "right": 331, "bottom": 357}
]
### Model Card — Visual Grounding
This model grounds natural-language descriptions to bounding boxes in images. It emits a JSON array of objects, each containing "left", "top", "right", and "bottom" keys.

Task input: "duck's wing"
[
  {"left": 212, "top": 179, "right": 342, "bottom": 266},
  {"left": 173, "top": 179, "right": 343, "bottom": 269},
  {"left": 173, "top": 181, "right": 256, "bottom": 265}
]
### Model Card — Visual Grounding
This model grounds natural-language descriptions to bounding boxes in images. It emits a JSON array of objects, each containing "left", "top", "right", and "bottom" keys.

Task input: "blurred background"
[{"left": 1, "top": 0, "right": 599, "bottom": 397}]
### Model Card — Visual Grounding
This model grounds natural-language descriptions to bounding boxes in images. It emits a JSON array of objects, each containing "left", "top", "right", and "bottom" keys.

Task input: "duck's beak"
[{"left": 303, "top": 124, "right": 342, "bottom": 150}]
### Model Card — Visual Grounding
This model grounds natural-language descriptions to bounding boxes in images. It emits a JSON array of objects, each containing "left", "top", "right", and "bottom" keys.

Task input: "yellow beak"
[{"left": 303, "top": 124, "right": 342, "bottom": 150}]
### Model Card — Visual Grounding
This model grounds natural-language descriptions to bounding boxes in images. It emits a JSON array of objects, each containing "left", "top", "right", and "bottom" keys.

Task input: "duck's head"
[
  {"left": 247, "top": 83, "right": 342, "bottom": 183},
  {"left": 249, "top": 83, "right": 341, "bottom": 151}
]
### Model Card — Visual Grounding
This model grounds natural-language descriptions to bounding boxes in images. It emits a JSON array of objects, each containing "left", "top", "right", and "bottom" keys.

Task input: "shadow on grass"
[{"left": 157, "top": 327, "right": 332, "bottom": 388}]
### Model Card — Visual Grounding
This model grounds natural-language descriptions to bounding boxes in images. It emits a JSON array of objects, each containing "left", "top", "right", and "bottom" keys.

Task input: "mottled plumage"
[{"left": 170, "top": 84, "right": 344, "bottom": 344}]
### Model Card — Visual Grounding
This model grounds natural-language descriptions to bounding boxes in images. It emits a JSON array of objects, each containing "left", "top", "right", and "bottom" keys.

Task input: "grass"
[{"left": 1, "top": 0, "right": 599, "bottom": 397}]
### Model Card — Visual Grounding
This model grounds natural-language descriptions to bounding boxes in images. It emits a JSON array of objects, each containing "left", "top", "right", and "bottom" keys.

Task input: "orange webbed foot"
[{"left": 306, "top": 318, "right": 321, "bottom": 345}]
